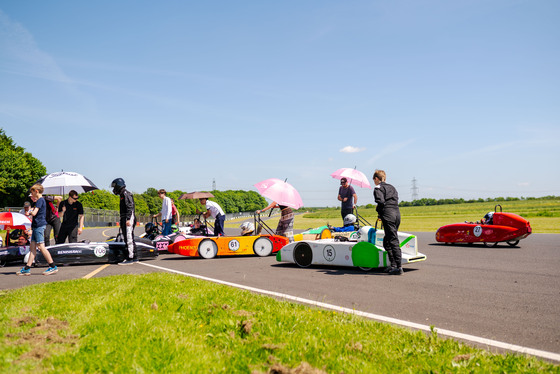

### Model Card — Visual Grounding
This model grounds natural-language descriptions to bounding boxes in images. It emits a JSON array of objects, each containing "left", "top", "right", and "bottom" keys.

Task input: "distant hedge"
[{"left": 399, "top": 196, "right": 559, "bottom": 207}]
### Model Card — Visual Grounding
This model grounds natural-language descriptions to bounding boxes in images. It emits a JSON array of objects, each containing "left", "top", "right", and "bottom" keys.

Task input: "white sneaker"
[{"left": 118, "top": 259, "right": 135, "bottom": 266}]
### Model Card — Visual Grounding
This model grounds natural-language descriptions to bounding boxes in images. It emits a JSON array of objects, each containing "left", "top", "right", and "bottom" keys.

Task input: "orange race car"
[{"left": 168, "top": 215, "right": 289, "bottom": 259}]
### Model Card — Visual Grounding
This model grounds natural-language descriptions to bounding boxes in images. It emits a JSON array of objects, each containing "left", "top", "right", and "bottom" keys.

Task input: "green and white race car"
[{"left": 277, "top": 226, "right": 426, "bottom": 270}]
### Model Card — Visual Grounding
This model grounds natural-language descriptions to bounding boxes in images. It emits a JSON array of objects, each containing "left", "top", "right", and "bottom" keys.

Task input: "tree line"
[
  {"left": 78, "top": 188, "right": 266, "bottom": 216},
  {"left": 0, "top": 128, "right": 266, "bottom": 214}
]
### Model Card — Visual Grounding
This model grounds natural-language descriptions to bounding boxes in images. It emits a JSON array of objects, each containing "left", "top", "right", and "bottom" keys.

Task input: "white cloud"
[{"left": 340, "top": 146, "right": 366, "bottom": 153}]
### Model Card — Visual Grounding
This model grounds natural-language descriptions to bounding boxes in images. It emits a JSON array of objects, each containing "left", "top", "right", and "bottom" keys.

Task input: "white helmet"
[
  {"left": 343, "top": 214, "right": 357, "bottom": 226},
  {"left": 240, "top": 221, "right": 255, "bottom": 235}
]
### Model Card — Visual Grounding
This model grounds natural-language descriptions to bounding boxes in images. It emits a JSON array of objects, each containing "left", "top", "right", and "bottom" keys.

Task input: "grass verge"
[{"left": 1, "top": 273, "right": 558, "bottom": 373}]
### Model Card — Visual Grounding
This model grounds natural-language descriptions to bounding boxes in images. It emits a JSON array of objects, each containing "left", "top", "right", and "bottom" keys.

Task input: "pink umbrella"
[
  {"left": 0, "top": 212, "right": 32, "bottom": 230},
  {"left": 330, "top": 167, "right": 372, "bottom": 189},
  {"left": 254, "top": 178, "right": 303, "bottom": 209}
]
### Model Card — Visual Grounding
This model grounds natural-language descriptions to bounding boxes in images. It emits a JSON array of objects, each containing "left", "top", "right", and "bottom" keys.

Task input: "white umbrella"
[{"left": 35, "top": 171, "right": 99, "bottom": 195}]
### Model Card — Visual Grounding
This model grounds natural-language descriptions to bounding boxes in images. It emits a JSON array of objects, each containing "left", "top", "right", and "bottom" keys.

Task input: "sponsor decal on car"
[{"left": 57, "top": 249, "right": 83, "bottom": 255}]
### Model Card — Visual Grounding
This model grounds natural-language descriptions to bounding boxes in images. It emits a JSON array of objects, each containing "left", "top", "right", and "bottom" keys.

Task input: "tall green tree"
[{"left": 0, "top": 128, "right": 47, "bottom": 207}]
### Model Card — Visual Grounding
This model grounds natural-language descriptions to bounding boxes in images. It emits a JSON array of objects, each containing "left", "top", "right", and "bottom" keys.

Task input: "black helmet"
[
  {"left": 111, "top": 178, "right": 126, "bottom": 195},
  {"left": 145, "top": 222, "right": 155, "bottom": 235}
]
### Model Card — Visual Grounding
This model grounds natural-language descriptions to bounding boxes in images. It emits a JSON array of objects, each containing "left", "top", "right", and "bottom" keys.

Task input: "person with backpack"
[
  {"left": 44, "top": 195, "right": 62, "bottom": 246},
  {"left": 57, "top": 190, "right": 84, "bottom": 243}
]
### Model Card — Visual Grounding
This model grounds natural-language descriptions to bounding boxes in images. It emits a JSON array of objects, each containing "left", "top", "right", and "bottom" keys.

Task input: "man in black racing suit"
[{"left": 111, "top": 178, "right": 137, "bottom": 265}]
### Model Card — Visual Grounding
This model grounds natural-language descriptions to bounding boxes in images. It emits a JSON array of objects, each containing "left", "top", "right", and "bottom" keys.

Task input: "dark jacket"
[
  {"left": 374, "top": 182, "right": 400, "bottom": 216},
  {"left": 119, "top": 189, "right": 135, "bottom": 221}
]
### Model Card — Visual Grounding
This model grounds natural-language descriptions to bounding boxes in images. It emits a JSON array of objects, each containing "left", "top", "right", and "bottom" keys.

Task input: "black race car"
[{"left": 0, "top": 236, "right": 157, "bottom": 267}]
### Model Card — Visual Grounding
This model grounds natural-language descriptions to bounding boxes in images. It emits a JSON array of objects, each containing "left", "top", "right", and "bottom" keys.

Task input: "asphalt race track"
[{"left": 1, "top": 226, "right": 559, "bottom": 360}]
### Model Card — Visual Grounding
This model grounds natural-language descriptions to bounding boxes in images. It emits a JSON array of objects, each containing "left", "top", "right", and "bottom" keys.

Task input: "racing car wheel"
[
  {"left": 293, "top": 242, "right": 313, "bottom": 268},
  {"left": 253, "top": 237, "right": 273, "bottom": 257}
]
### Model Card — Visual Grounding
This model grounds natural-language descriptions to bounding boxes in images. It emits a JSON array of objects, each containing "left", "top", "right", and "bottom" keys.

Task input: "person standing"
[
  {"left": 17, "top": 184, "right": 58, "bottom": 276},
  {"left": 153, "top": 189, "right": 173, "bottom": 236},
  {"left": 338, "top": 177, "right": 357, "bottom": 221},
  {"left": 19, "top": 201, "right": 31, "bottom": 215},
  {"left": 44, "top": 195, "right": 62, "bottom": 246},
  {"left": 373, "top": 170, "right": 402, "bottom": 275},
  {"left": 111, "top": 178, "right": 137, "bottom": 265},
  {"left": 257, "top": 202, "right": 294, "bottom": 241},
  {"left": 57, "top": 190, "right": 84, "bottom": 244},
  {"left": 197, "top": 198, "right": 225, "bottom": 236}
]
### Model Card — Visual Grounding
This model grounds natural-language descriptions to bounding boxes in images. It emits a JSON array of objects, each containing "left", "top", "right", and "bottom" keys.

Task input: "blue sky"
[{"left": 1, "top": 1, "right": 558, "bottom": 207}]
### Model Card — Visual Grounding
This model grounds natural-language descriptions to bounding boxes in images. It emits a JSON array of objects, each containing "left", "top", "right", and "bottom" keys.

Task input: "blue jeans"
[
  {"left": 31, "top": 226, "right": 46, "bottom": 244},
  {"left": 214, "top": 214, "right": 225, "bottom": 236},
  {"left": 162, "top": 219, "right": 172, "bottom": 236}
]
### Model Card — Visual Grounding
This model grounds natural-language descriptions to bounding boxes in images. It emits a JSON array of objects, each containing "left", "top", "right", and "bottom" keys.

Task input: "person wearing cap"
[
  {"left": 197, "top": 198, "right": 225, "bottom": 236},
  {"left": 337, "top": 177, "right": 357, "bottom": 221},
  {"left": 19, "top": 201, "right": 32, "bottom": 215}
]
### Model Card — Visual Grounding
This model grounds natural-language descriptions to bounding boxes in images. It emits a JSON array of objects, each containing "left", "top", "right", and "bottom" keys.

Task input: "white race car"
[{"left": 276, "top": 226, "right": 426, "bottom": 270}]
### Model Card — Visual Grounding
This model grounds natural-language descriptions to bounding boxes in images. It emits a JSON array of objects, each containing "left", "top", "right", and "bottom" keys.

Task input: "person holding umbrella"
[
  {"left": 338, "top": 178, "right": 357, "bottom": 221},
  {"left": 197, "top": 197, "right": 225, "bottom": 236},
  {"left": 17, "top": 184, "right": 58, "bottom": 276},
  {"left": 57, "top": 190, "right": 84, "bottom": 244},
  {"left": 257, "top": 202, "right": 294, "bottom": 241}
]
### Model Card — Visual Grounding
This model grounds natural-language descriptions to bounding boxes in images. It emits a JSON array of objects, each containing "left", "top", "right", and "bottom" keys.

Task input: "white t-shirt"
[
  {"left": 161, "top": 196, "right": 173, "bottom": 220},
  {"left": 206, "top": 200, "right": 224, "bottom": 218}
]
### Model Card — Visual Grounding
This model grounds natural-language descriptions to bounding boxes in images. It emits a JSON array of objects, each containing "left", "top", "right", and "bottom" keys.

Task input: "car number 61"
[{"left": 228, "top": 239, "right": 240, "bottom": 251}]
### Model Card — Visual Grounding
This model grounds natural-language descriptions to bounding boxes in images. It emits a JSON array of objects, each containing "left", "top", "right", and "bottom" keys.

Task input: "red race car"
[{"left": 435, "top": 205, "right": 532, "bottom": 247}]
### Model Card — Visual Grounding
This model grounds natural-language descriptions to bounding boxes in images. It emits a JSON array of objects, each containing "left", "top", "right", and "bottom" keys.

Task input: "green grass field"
[{"left": 1, "top": 273, "right": 558, "bottom": 373}]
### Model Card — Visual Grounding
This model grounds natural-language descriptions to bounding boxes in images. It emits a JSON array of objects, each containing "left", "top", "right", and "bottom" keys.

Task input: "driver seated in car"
[
  {"left": 481, "top": 212, "right": 494, "bottom": 225},
  {"left": 240, "top": 222, "right": 254, "bottom": 236},
  {"left": 330, "top": 214, "right": 358, "bottom": 232},
  {"left": 189, "top": 218, "right": 208, "bottom": 236}
]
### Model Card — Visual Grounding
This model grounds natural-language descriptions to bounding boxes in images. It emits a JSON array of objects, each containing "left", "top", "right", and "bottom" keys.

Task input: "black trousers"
[
  {"left": 341, "top": 207, "right": 353, "bottom": 220},
  {"left": 381, "top": 209, "right": 401, "bottom": 268},
  {"left": 45, "top": 218, "right": 61, "bottom": 246},
  {"left": 57, "top": 225, "right": 78, "bottom": 244}
]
